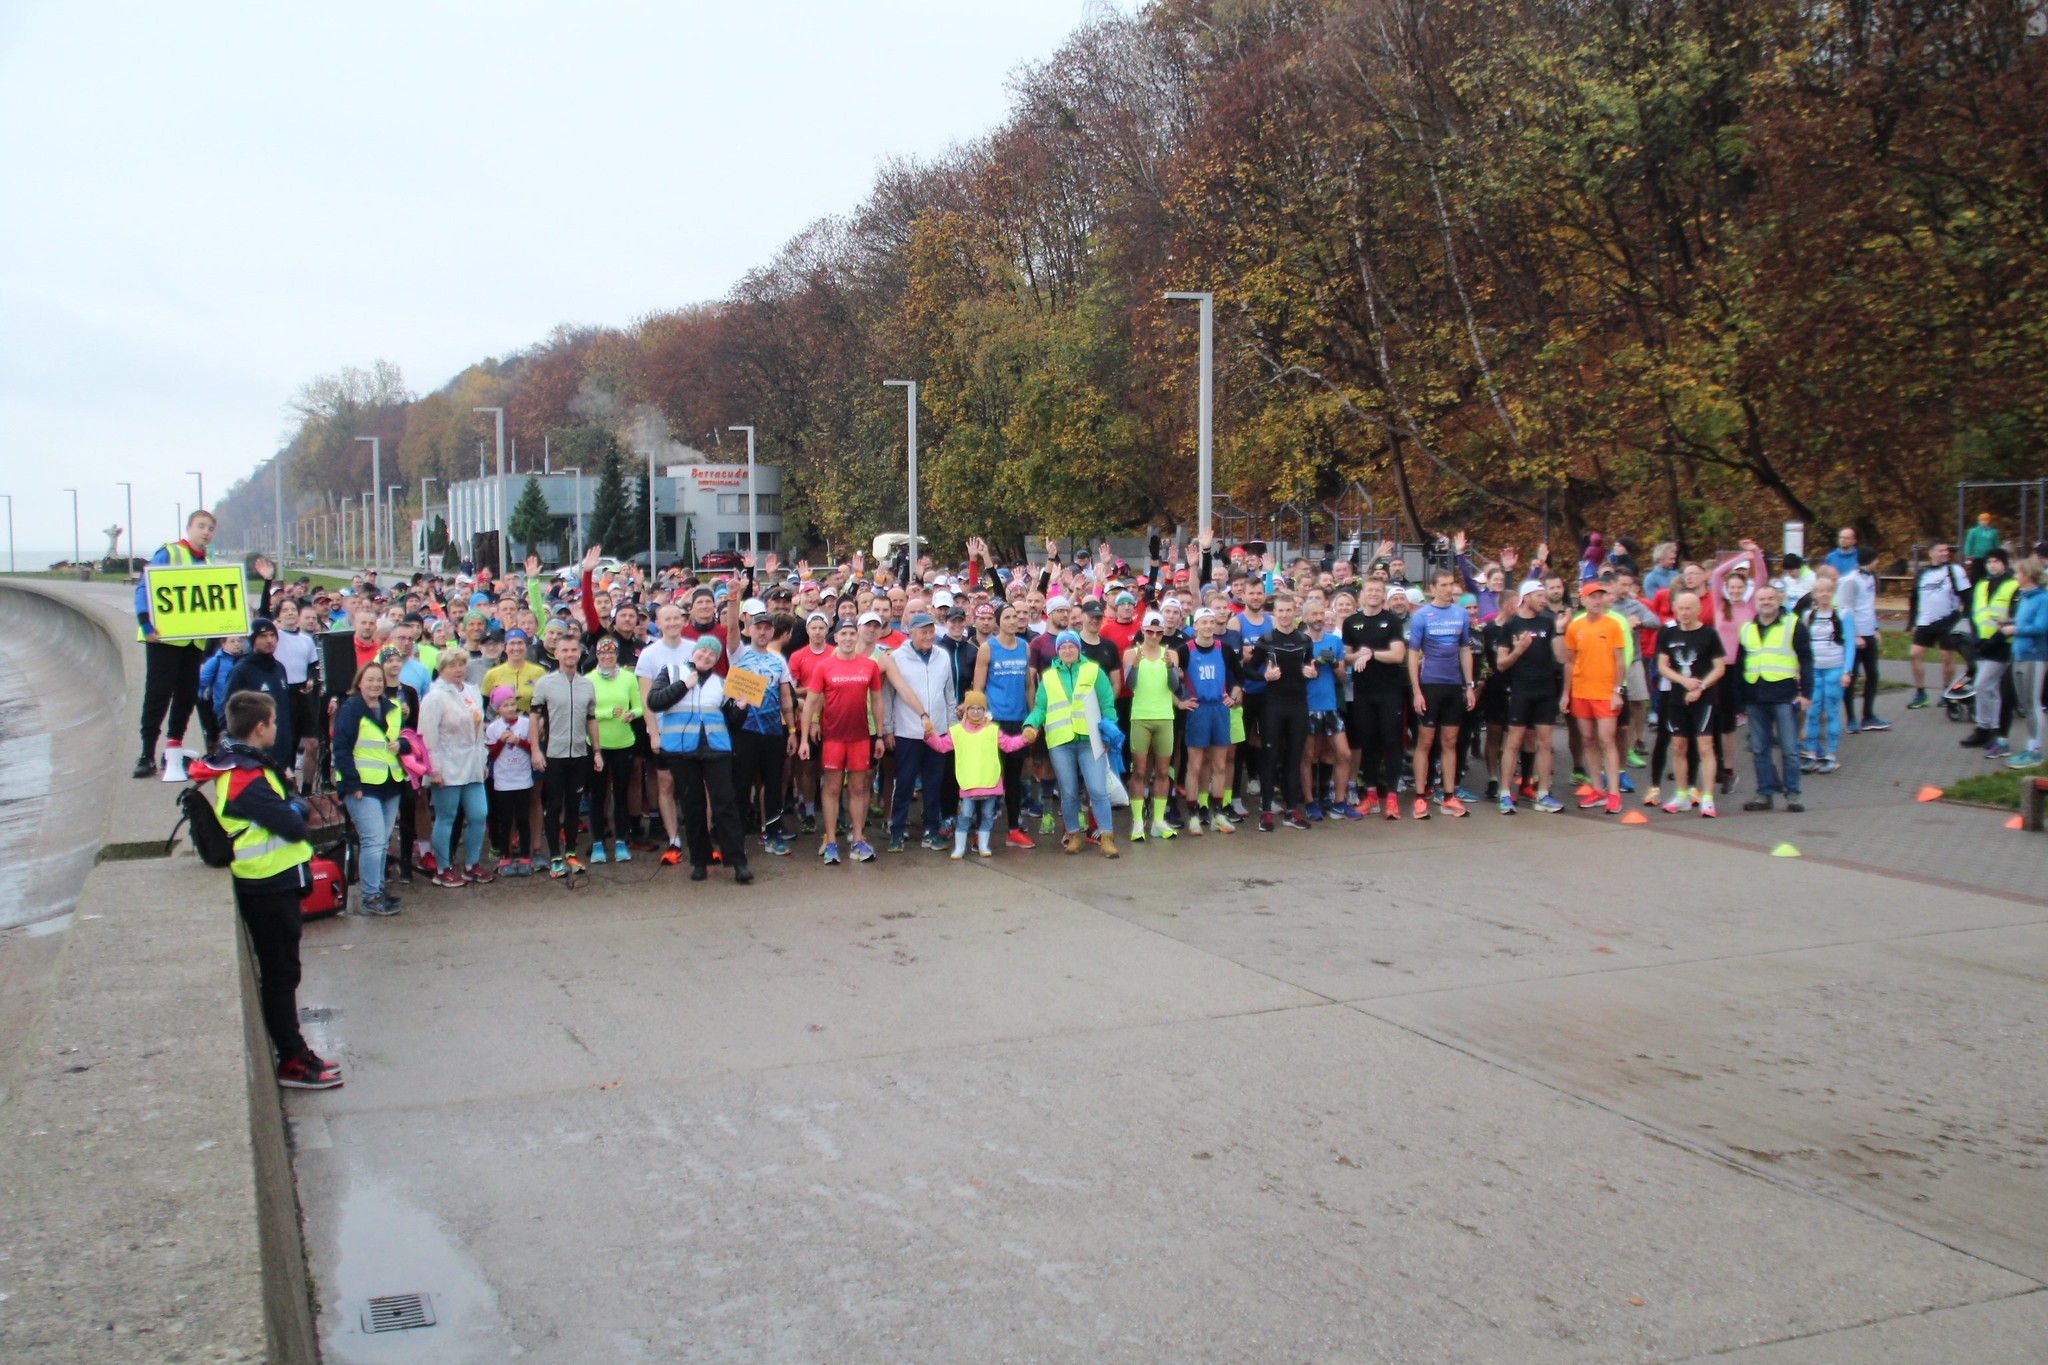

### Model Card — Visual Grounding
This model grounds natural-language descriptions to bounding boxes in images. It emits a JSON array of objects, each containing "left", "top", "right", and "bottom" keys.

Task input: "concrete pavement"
[{"left": 290, "top": 693, "right": 2048, "bottom": 1362}]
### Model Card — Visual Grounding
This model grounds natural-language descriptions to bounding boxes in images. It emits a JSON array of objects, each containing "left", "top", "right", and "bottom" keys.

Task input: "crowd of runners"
[{"left": 139, "top": 511, "right": 2048, "bottom": 917}]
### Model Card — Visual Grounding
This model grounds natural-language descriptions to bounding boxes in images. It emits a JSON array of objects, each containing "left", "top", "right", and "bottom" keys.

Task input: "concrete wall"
[{"left": 0, "top": 582, "right": 316, "bottom": 1364}]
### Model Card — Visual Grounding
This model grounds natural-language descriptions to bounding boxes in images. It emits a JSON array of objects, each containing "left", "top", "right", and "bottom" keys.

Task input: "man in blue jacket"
[{"left": 226, "top": 618, "right": 296, "bottom": 781}]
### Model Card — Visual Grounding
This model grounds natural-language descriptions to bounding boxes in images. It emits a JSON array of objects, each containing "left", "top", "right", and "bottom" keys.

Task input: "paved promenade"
[{"left": 289, "top": 679, "right": 2047, "bottom": 1362}]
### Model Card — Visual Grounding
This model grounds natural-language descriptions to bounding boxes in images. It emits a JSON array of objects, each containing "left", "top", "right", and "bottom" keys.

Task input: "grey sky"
[{"left": 0, "top": 0, "right": 1100, "bottom": 557}]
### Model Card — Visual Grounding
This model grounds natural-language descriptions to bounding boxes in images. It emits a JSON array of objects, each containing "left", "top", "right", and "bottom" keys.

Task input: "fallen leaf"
[
  {"left": 1628, "top": 1297, "right": 1644, "bottom": 1306},
  {"left": 1192, "top": 1151, "right": 1213, "bottom": 1160},
  {"left": 1593, "top": 946, "right": 1616, "bottom": 954}
]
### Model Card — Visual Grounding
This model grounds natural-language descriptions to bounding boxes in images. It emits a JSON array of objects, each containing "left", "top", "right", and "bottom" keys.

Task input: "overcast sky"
[{"left": 0, "top": 0, "right": 1104, "bottom": 558}]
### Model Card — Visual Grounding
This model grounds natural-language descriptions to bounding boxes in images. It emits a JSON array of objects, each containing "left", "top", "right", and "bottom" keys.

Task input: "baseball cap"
[
  {"left": 905, "top": 611, "right": 936, "bottom": 630},
  {"left": 1142, "top": 611, "right": 1164, "bottom": 628},
  {"left": 805, "top": 610, "right": 830, "bottom": 624},
  {"left": 504, "top": 628, "right": 529, "bottom": 643},
  {"left": 1081, "top": 599, "right": 1106, "bottom": 616},
  {"left": 945, "top": 607, "right": 967, "bottom": 621},
  {"left": 741, "top": 597, "right": 767, "bottom": 616},
  {"left": 858, "top": 611, "right": 884, "bottom": 626},
  {"left": 1193, "top": 607, "right": 1217, "bottom": 621},
  {"left": 1113, "top": 591, "right": 1136, "bottom": 605},
  {"left": 932, "top": 591, "right": 955, "bottom": 608}
]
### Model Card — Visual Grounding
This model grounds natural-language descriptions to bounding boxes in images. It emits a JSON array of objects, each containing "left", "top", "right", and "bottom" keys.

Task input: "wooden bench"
[{"left": 2023, "top": 777, "right": 2048, "bottom": 833}]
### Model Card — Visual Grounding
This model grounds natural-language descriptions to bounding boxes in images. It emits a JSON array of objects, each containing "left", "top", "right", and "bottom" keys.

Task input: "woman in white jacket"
[{"left": 419, "top": 648, "right": 490, "bottom": 887}]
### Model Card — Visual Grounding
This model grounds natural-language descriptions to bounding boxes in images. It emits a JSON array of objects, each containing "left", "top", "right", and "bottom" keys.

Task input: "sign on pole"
[
  {"left": 144, "top": 563, "right": 252, "bottom": 641},
  {"left": 1783, "top": 522, "right": 1805, "bottom": 556}
]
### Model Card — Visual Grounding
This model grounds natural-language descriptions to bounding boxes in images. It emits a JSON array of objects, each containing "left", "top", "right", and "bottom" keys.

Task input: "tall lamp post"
[
  {"left": 1, "top": 494, "right": 13, "bottom": 573},
  {"left": 63, "top": 488, "right": 79, "bottom": 565},
  {"left": 881, "top": 381, "right": 918, "bottom": 564},
  {"left": 1164, "top": 291, "right": 1215, "bottom": 543},
  {"left": 728, "top": 425, "right": 757, "bottom": 555},
  {"left": 273, "top": 460, "right": 285, "bottom": 566},
  {"left": 340, "top": 497, "right": 353, "bottom": 566},
  {"left": 115, "top": 482, "right": 133, "bottom": 578},
  {"left": 558, "top": 468, "right": 585, "bottom": 559},
  {"left": 353, "top": 437, "right": 380, "bottom": 571},
  {"left": 386, "top": 484, "right": 404, "bottom": 567},
  {"left": 185, "top": 469, "right": 204, "bottom": 513},
  {"left": 420, "top": 477, "right": 437, "bottom": 566},
  {"left": 473, "top": 408, "right": 505, "bottom": 568}
]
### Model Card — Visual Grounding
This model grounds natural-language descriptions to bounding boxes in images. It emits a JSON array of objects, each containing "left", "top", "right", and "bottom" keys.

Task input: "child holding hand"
[{"left": 930, "top": 691, "right": 1030, "bottom": 859}]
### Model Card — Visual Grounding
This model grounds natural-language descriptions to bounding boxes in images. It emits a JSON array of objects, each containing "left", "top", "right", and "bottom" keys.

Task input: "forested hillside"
[{"left": 212, "top": 0, "right": 2048, "bottom": 559}]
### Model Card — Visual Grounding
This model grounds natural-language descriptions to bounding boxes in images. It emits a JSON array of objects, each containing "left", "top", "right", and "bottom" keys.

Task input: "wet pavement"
[{"left": 289, "top": 691, "right": 2047, "bottom": 1362}]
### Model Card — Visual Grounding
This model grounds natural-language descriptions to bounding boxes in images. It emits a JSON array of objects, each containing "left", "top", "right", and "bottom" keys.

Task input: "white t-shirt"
[
  {"left": 1915, "top": 563, "right": 1968, "bottom": 626},
  {"left": 635, "top": 638, "right": 706, "bottom": 715},
  {"left": 274, "top": 628, "right": 320, "bottom": 685},
  {"left": 484, "top": 716, "right": 534, "bottom": 790}
]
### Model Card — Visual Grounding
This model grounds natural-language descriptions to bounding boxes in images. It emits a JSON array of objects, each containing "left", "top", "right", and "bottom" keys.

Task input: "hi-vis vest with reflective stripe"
[
  {"left": 658, "top": 677, "right": 731, "bottom": 753},
  {"left": 211, "top": 768, "right": 312, "bottom": 880},
  {"left": 1740, "top": 615, "right": 1799, "bottom": 684},
  {"left": 140, "top": 542, "right": 207, "bottom": 646},
  {"left": 1973, "top": 577, "right": 2018, "bottom": 640},
  {"left": 1041, "top": 662, "right": 1101, "bottom": 747},
  {"left": 342, "top": 702, "right": 403, "bottom": 785}
]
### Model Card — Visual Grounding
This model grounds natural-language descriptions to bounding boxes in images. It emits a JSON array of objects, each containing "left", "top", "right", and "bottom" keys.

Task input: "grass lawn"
[{"left": 1945, "top": 758, "right": 2047, "bottom": 809}]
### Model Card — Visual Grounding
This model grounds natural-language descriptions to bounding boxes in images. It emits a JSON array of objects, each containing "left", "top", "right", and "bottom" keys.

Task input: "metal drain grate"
[{"left": 361, "top": 1293, "right": 436, "bottom": 1333}]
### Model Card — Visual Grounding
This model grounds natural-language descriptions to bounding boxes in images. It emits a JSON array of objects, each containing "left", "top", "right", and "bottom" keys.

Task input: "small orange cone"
[
  {"left": 1620, "top": 810, "right": 1649, "bottom": 825},
  {"left": 2005, "top": 815, "right": 2024, "bottom": 830},
  {"left": 1575, "top": 784, "right": 1595, "bottom": 798},
  {"left": 1916, "top": 786, "right": 1944, "bottom": 802},
  {"left": 1770, "top": 842, "right": 1801, "bottom": 857}
]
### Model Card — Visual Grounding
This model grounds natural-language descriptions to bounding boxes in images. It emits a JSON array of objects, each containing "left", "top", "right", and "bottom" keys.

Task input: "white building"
[{"left": 441, "top": 463, "right": 782, "bottom": 564}]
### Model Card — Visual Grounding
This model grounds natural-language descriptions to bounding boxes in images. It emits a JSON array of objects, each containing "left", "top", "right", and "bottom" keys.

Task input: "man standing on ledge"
[{"left": 133, "top": 508, "right": 216, "bottom": 780}]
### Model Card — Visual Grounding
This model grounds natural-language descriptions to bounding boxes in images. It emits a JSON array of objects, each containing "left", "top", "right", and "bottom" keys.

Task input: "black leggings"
[
  {"left": 591, "top": 746, "right": 635, "bottom": 843},
  {"left": 1259, "top": 703, "right": 1309, "bottom": 811},
  {"left": 236, "top": 886, "right": 308, "bottom": 1062},
  {"left": 1848, "top": 637, "right": 1881, "bottom": 723},
  {"left": 1351, "top": 691, "right": 1405, "bottom": 795},
  {"left": 731, "top": 729, "right": 787, "bottom": 837},
  {"left": 541, "top": 754, "right": 592, "bottom": 858},
  {"left": 140, "top": 640, "right": 204, "bottom": 754},
  {"left": 489, "top": 785, "right": 532, "bottom": 860}
]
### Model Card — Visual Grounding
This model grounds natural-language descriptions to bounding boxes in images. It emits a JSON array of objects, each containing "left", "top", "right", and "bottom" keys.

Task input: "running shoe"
[
  {"left": 1005, "top": 829, "right": 1036, "bottom": 849},
  {"left": 1164, "top": 807, "right": 1186, "bottom": 829},
  {"left": 512, "top": 858, "right": 534, "bottom": 878},
  {"left": 1718, "top": 769, "right": 1739, "bottom": 795},
  {"left": 1986, "top": 740, "right": 2012, "bottom": 760},
  {"left": 467, "top": 862, "right": 496, "bottom": 884},
  {"left": 1129, "top": 822, "right": 1147, "bottom": 842},
  {"left": 565, "top": 854, "right": 585, "bottom": 874},
  {"left": 1412, "top": 797, "right": 1432, "bottom": 820},
  {"left": 1040, "top": 810, "right": 1057, "bottom": 834},
  {"left": 1799, "top": 754, "right": 1820, "bottom": 774},
  {"left": 1818, "top": 757, "right": 1840, "bottom": 774},
  {"left": 549, "top": 857, "right": 567, "bottom": 879},
  {"left": 2007, "top": 749, "right": 2043, "bottom": 770},
  {"left": 432, "top": 868, "right": 467, "bottom": 889},
  {"left": 801, "top": 810, "right": 818, "bottom": 834},
  {"left": 1907, "top": 691, "right": 1931, "bottom": 710},
  {"left": 1618, "top": 772, "right": 1635, "bottom": 793},
  {"left": 1484, "top": 779, "right": 1499, "bottom": 800},
  {"left": 1305, "top": 801, "right": 1324, "bottom": 821},
  {"left": 1570, "top": 770, "right": 1590, "bottom": 788},
  {"left": 588, "top": 842, "right": 609, "bottom": 864},
  {"left": 689, "top": 864, "right": 708, "bottom": 881},
  {"left": 1210, "top": 810, "right": 1237, "bottom": 833},
  {"left": 1229, "top": 798, "right": 1250, "bottom": 819},
  {"left": 1355, "top": 794, "right": 1379, "bottom": 817},
  {"left": 1533, "top": 794, "right": 1565, "bottom": 814},
  {"left": 1383, "top": 798, "right": 1400, "bottom": 820},
  {"left": 1283, "top": 809, "right": 1310, "bottom": 830},
  {"left": 1151, "top": 818, "right": 1175, "bottom": 840},
  {"left": 1643, "top": 786, "right": 1661, "bottom": 808},
  {"left": 1336, "top": 802, "right": 1362, "bottom": 821},
  {"left": 851, "top": 840, "right": 875, "bottom": 862},
  {"left": 1186, "top": 814, "right": 1205, "bottom": 836},
  {"left": 277, "top": 1053, "right": 343, "bottom": 1090},
  {"left": 497, "top": 855, "right": 515, "bottom": 874},
  {"left": 1862, "top": 715, "right": 1892, "bottom": 732},
  {"left": 1498, "top": 793, "right": 1516, "bottom": 815},
  {"left": 418, "top": 850, "right": 439, "bottom": 875},
  {"left": 1661, "top": 791, "right": 1692, "bottom": 814},
  {"left": 1440, "top": 796, "right": 1469, "bottom": 818},
  {"left": 1625, "top": 748, "right": 1646, "bottom": 768},
  {"left": 821, "top": 842, "right": 841, "bottom": 865},
  {"left": 1578, "top": 791, "right": 1608, "bottom": 809},
  {"left": 612, "top": 841, "right": 630, "bottom": 862},
  {"left": 1604, "top": 793, "right": 1622, "bottom": 815},
  {"left": 1698, "top": 793, "right": 1717, "bottom": 817},
  {"left": 1845, "top": 722, "right": 1862, "bottom": 735},
  {"left": 887, "top": 833, "right": 906, "bottom": 853},
  {"left": 1021, "top": 794, "right": 1043, "bottom": 818},
  {"left": 1453, "top": 787, "right": 1481, "bottom": 804},
  {"left": 1259, "top": 812, "right": 1276, "bottom": 832},
  {"left": 660, "top": 846, "right": 683, "bottom": 866},
  {"left": 766, "top": 836, "right": 790, "bottom": 856}
]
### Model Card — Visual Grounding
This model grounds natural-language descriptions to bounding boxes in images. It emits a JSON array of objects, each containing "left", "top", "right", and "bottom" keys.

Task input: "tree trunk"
[{"left": 1388, "top": 427, "right": 1424, "bottom": 542}]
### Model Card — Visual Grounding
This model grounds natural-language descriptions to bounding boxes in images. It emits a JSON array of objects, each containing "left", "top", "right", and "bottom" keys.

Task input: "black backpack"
[{"left": 171, "top": 783, "right": 236, "bottom": 868}]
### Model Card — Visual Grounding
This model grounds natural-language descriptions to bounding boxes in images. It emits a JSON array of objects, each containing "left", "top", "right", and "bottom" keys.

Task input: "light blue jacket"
[{"left": 2012, "top": 586, "right": 2048, "bottom": 663}]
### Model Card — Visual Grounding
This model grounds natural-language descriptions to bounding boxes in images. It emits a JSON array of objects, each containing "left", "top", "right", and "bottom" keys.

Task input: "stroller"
[{"left": 1938, "top": 622, "right": 1981, "bottom": 724}]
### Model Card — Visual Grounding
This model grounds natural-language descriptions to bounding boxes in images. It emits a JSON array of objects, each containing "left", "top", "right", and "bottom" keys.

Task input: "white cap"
[
  {"left": 1404, "top": 587, "right": 1425, "bottom": 606},
  {"left": 741, "top": 597, "right": 767, "bottom": 616},
  {"left": 932, "top": 590, "right": 955, "bottom": 607},
  {"left": 1142, "top": 610, "right": 1164, "bottom": 628},
  {"left": 1193, "top": 607, "right": 1217, "bottom": 621},
  {"left": 806, "top": 610, "right": 830, "bottom": 624},
  {"left": 858, "top": 611, "right": 884, "bottom": 626},
  {"left": 1162, "top": 596, "right": 1182, "bottom": 610}
]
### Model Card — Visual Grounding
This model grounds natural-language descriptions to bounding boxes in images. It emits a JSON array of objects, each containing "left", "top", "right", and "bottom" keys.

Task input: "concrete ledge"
[{"left": 0, "top": 583, "right": 315, "bottom": 1364}]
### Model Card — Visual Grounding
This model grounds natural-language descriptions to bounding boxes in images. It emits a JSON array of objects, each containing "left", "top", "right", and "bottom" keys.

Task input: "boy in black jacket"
[{"left": 189, "top": 691, "right": 342, "bottom": 1089}]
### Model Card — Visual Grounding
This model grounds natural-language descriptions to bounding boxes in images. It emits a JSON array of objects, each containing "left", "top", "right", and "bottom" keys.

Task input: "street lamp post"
[
  {"left": 186, "top": 469, "right": 204, "bottom": 513},
  {"left": 387, "top": 484, "right": 404, "bottom": 567},
  {"left": 340, "top": 497, "right": 353, "bottom": 566},
  {"left": 116, "top": 482, "right": 133, "bottom": 578},
  {"left": 63, "top": 488, "right": 79, "bottom": 565},
  {"left": 647, "top": 443, "right": 658, "bottom": 574},
  {"left": 1, "top": 494, "right": 12, "bottom": 573},
  {"left": 273, "top": 460, "right": 285, "bottom": 567},
  {"left": 354, "top": 437, "right": 380, "bottom": 571},
  {"left": 1164, "top": 291, "right": 1215, "bottom": 543},
  {"left": 728, "top": 425, "right": 757, "bottom": 555},
  {"left": 881, "top": 382, "right": 918, "bottom": 564},
  {"left": 473, "top": 408, "right": 505, "bottom": 568},
  {"left": 420, "top": 478, "right": 437, "bottom": 566}
]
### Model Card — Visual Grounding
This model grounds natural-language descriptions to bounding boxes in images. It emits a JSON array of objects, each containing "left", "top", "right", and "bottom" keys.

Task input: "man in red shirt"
[{"left": 798, "top": 620, "right": 886, "bottom": 864}]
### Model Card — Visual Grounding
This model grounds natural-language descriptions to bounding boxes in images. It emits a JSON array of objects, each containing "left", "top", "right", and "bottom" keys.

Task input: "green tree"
[
  {"left": 508, "top": 475, "right": 555, "bottom": 556},
  {"left": 585, "top": 444, "right": 636, "bottom": 556}
]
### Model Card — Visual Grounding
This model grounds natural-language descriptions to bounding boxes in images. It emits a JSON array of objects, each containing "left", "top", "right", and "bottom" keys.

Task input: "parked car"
[{"left": 698, "top": 549, "right": 744, "bottom": 571}]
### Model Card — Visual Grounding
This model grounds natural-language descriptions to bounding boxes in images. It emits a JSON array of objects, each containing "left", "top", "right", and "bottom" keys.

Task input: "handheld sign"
[
  {"left": 146, "top": 563, "right": 252, "bottom": 642},
  {"left": 723, "top": 666, "right": 769, "bottom": 708}
]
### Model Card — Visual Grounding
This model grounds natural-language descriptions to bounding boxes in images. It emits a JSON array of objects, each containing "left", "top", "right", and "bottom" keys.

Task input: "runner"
[
  {"left": 1495, "top": 583, "right": 1564, "bottom": 813},
  {"left": 585, "top": 636, "right": 642, "bottom": 864},
  {"left": 1653, "top": 591, "right": 1723, "bottom": 816},
  {"left": 1122, "top": 611, "right": 1182, "bottom": 841},
  {"left": 798, "top": 620, "right": 887, "bottom": 864},
  {"left": 1906, "top": 542, "right": 1970, "bottom": 707},
  {"left": 1250, "top": 593, "right": 1315, "bottom": 829},
  {"left": 635, "top": 603, "right": 699, "bottom": 864},
  {"left": 1562, "top": 580, "right": 1628, "bottom": 814},
  {"left": 1405, "top": 569, "right": 1476, "bottom": 817},
  {"left": 530, "top": 631, "right": 600, "bottom": 878},
  {"left": 730, "top": 604, "right": 799, "bottom": 858},
  {"left": 1299, "top": 601, "right": 1352, "bottom": 821},
  {"left": 419, "top": 648, "right": 492, "bottom": 887},
  {"left": 1343, "top": 578, "right": 1408, "bottom": 819},
  {"left": 1180, "top": 607, "right": 1241, "bottom": 833}
]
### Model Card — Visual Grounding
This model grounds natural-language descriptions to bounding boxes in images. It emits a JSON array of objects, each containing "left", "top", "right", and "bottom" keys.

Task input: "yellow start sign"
[{"left": 145, "top": 563, "right": 253, "bottom": 641}]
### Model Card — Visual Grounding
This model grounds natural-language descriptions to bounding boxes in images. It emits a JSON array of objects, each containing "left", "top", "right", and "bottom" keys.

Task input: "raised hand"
[
  {"left": 1376, "top": 539, "right": 1395, "bottom": 561},
  {"left": 1453, "top": 530, "right": 1467, "bottom": 555},
  {"left": 1499, "top": 546, "right": 1519, "bottom": 571},
  {"left": 1535, "top": 541, "right": 1549, "bottom": 565},
  {"left": 763, "top": 551, "right": 779, "bottom": 574},
  {"left": 583, "top": 544, "right": 602, "bottom": 571},
  {"left": 524, "top": 555, "right": 541, "bottom": 579}
]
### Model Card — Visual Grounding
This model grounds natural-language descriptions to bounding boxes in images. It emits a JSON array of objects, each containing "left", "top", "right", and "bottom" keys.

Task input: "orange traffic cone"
[
  {"left": 2005, "top": 815, "right": 2024, "bottom": 830},
  {"left": 1620, "top": 810, "right": 1649, "bottom": 825},
  {"left": 1916, "top": 786, "right": 1944, "bottom": 802}
]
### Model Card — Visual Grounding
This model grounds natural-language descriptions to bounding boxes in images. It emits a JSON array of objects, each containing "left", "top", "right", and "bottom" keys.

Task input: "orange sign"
[{"left": 724, "top": 666, "right": 769, "bottom": 707}]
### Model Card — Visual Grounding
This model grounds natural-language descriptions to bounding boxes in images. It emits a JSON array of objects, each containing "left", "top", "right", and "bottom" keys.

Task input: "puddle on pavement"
[{"left": 322, "top": 1177, "right": 501, "bottom": 1364}]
